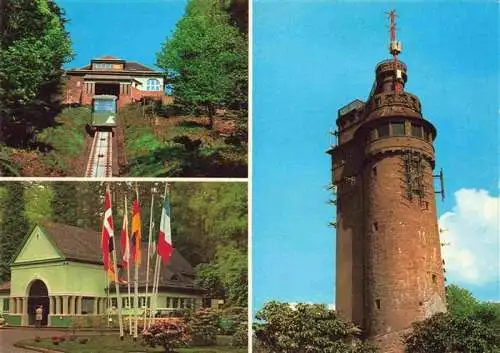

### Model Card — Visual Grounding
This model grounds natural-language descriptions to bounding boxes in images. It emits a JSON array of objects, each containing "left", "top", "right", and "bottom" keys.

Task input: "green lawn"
[{"left": 18, "top": 335, "right": 247, "bottom": 353}]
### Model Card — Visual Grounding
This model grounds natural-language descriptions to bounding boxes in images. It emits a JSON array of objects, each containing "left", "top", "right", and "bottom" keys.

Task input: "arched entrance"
[{"left": 27, "top": 280, "right": 49, "bottom": 326}]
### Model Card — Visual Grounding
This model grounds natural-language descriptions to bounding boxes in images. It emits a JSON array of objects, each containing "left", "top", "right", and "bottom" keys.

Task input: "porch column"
[
  {"left": 93, "top": 297, "right": 98, "bottom": 314},
  {"left": 77, "top": 296, "right": 82, "bottom": 315},
  {"left": 22, "top": 297, "right": 28, "bottom": 325},
  {"left": 55, "top": 296, "right": 61, "bottom": 315},
  {"left": 62, "top": 296, "right": 68, "bottom": 315},
  {"left": 22, "top": 297, "right": 27, "bottom": 315},
  {"left": 49, "top": 296, "right": 54, "bottom": 315},
  {"left": 15, "top": 297, "right": 20, "bottom": 314}
]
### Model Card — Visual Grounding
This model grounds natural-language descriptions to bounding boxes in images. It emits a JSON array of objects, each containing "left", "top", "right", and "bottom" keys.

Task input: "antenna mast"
[{"left": 388, "top": 10, "right": 403, "bottom": 92}]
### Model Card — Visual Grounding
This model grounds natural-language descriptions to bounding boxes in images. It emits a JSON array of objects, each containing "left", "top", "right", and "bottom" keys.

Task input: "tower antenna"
[{"left": 387, "top": 9, "right": 403, "bottom": 92}]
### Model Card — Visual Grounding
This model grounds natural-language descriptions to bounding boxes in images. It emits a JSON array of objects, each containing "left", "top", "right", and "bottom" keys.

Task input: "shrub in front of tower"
[
  {"left": 142, "top": 318, "right": 189, "bottom": 353},
  {"left": 254, "top": 301, "right": 379, "bottom": 353},
  {"left": 403, "top": 311, "right": 500, "bottom": 353}
]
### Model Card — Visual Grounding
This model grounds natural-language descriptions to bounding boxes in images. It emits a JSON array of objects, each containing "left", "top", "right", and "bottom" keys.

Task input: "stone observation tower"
[{"left": 327, "top": 10, "right": 446, "bottom": 352}]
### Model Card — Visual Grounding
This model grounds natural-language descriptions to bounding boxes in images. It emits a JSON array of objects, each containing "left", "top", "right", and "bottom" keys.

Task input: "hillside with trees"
[
  {"left": 1, "top": 0, "right": 248, "bottom": 177},
  {"left": 0, "top": 0, "right": 73, "bottom": 175}
]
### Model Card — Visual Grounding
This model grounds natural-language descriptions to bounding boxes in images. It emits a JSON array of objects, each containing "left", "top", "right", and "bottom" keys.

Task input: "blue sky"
[
  {"left": 57, "top": 0, "right": 187, "bottom": 69},
  {"left": 253, "top": 0, "right": 499, "bottom": 313}
]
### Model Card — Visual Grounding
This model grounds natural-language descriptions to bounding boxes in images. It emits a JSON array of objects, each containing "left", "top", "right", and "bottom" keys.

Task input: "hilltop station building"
[
  {"left": 63, "top": 55, "right": 172, "bottom": 108},
  {"left": 0, "top": 222, "right": 208, "bottom": 327}
]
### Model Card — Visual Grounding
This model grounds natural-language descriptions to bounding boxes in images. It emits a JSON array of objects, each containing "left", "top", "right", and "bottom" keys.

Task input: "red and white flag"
[
  {"left": 101, "top": 186, "right": 115, "bottom": 281},
  {"left": 157, "top": 191, "right": 173, "bottom": 265},
  {"left": 120, "top": 201, "right": 130, "bottom": 269}
]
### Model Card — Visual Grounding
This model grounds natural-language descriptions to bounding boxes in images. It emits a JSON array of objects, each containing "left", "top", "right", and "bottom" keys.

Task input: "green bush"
[
  {"left": 232, "top": 323, "right": 247, "bottom": 347},
  {"left": 184, "top": 308, "right": 219, "bottom": 346}
]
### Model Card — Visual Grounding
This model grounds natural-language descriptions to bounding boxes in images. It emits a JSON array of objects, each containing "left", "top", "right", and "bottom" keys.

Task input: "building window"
[
  {"left": 180, "top": 298, "right": 185, "bottom": 309},
  {"left": 392, "top": 122, "right": 405, "bottom": 136},
  {"left": 172, "top": 298, "right": 179, "bottom": 308},
  {"left": 3, "top": 298, "right": 9, "bottom": 312},
  {"left": 111, "top": 298, "right": 117, "bottom": 308},
  {"left": 146, "top": 79, "right": 161, "bottom": 91},
  {"left": 372, "top": 222, "right": 378, "bottom": 231},
  {"left": 166, "top": 297, "right": 171, "bottom": 308},
  {"left": 202, "top": 298, "right": 211, "bottom": 308},
  {"left": 432, "top": 274, "right": 437, "bottom": 284},
  {"left": 376, "top": 299, "right": 381, "bottom": 309},
  {"left": 104, "top": 63, "right": 112, "bottom": 69},
  {"left": 377, "top": 124, "right": 389, "bottom": 138}
]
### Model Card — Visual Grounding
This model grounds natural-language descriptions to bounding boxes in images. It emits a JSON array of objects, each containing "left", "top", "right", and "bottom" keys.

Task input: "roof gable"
[
  {"left": 39, "top": 222, "right": 102, "bottom": 264},
  {"left": 13, "top": 225, "right": 63, "bottom": 264}
]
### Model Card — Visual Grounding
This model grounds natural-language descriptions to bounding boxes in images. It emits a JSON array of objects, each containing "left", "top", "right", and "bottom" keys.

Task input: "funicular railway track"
[{"left": 85, "top": 130, "right": 113, "bottom": 177}]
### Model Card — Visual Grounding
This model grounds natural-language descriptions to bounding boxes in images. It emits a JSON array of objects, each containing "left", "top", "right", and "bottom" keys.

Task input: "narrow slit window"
[
  {"left": 432, "top": 274, "right": 437, "bottom": 284},
  {"left": 372, "top": 222, "right": 378, "bottom": 231},
  {"left": 376, "top": 299, "right": 381, "bottom": 309}
]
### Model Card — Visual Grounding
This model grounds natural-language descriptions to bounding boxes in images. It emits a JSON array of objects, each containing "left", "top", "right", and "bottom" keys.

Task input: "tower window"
[
  {"left": 372, "top": 222, "right": 378, "bottom": 231},
  {"left": 377, "top": 124, "right": 389, "bottom": 137},
  {"left": 392, "top": 122, "right": 405, "bottom": 136},
  {"left": 376, "top": 299, "right": 381, "bottom": 309},
  {"left": 432, "top": 274, "right": 437, "bottom": 284},
  {"left": 411, "top": 124, "right": 423, "bottom": 138}
]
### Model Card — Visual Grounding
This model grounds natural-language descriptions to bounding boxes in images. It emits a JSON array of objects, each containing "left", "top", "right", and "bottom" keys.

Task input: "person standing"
[{"left": 35, "top": 305, "right": 43, "bottom": 328}]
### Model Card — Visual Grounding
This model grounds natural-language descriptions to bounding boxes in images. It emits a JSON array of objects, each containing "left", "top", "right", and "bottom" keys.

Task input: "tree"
[
  {"left": 0, "top": 182, "right": 29, "bottom": 281},
  {"left": 446, "top": 284, "right": 481, "bottom": 319},
  {"left": 403, "top": 312, "right": 499, "bottom": 353},
  {"left": 0, "top": 0, "right": 73, "bottom": 143},
  {"left": 51, "top": 182, "right": 79, "bottom": 226},
  {"left": 403, "top": 285, "right": 500, "bottom": 352},
  {"left": 254, "top": 302, "right": 379, "bottom": 353},
  {"left": 25, "top": 182, "right": 53, "bottom": 226},
  {"left": 156, "top": 0, "right": 247, "bottom": 128}
]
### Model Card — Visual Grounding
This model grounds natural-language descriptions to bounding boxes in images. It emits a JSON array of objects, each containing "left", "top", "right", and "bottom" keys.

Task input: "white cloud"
[{"left": 439, "top": 188, "right": 500, "bottom": 285}]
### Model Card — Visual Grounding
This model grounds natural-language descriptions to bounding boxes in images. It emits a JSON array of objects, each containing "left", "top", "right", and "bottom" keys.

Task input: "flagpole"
[
  {"left": 143, "top": 188, "right": 155, "bottom": 328},
  {"left": 109, "top": 185, "right": 124, "bottom": 339},
  {"left": 148, "top": 253, "right": 158, "bottom": 328},
  {"left": 133, "top": 184, "right": 140, "bottom": 340},
  {"left": 125, "top": 195, "right": 132, "bottom": 336},
  {"left": 151, "top": 254, "right": 161, "bottom": 327},
  {"left": 151, "top": 183, "right": 168, "bottom": 327}
]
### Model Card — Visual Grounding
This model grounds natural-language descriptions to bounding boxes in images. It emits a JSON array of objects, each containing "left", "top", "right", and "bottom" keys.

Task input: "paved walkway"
[
  {"left": 0, "top": 328, "right": 68, "bottom": 353},
  {"left": 0, "top": 328, "right": 117, "bottom": 353}
]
